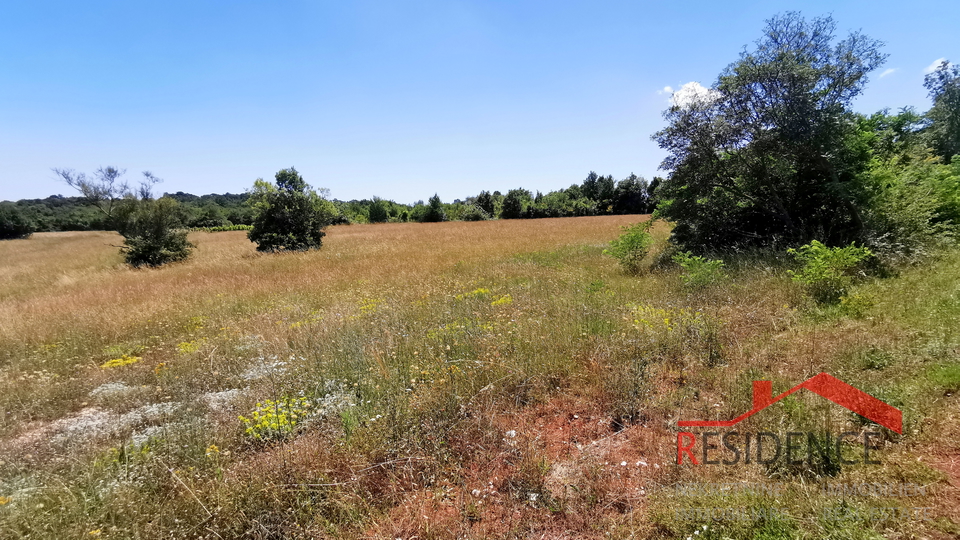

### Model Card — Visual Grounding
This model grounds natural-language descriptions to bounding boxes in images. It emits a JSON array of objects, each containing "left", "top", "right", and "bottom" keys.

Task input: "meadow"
[{"left": 0, "top": 216, "right": 957, "bottom": 539}]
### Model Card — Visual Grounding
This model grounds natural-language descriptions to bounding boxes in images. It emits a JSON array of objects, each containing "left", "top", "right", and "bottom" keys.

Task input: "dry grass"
[{"left": 0, "top": 217, "right": 958, "bottom": 539}]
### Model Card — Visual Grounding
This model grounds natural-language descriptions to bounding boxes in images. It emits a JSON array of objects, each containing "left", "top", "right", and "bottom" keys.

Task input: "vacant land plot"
[{"left": 0, "top": 217, "right": 957, "bottom": 539}]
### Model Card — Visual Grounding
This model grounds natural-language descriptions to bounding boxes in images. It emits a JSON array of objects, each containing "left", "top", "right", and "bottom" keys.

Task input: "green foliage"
[
  {"left": 862, "top": 157, "right": 958, "bottom": 260},
  {"left": 117, "top": 197, "right": 195, "bottom": 267},
  {"left": 500, "top": 188, "right": 531, "bottom": 219},
  {"left": 0, "top": 203, "right": 35, "bottom": 239},
  {"left": 474, "top": 190, "right": 495, "bottom": 215},
  {"left": 247, "top": 168, "right": 337, "bottom": 252},
  {"left": 417, "top": 194, "right": 447, "bottom": 223},
  {"left": 672, "top": 251, "right": 726, "bottom": 289},
  {"left": 55, "top": 166, "right": 194, "bottom": 267},
  {"left": 787, "top": 241, "right": 873, "bottom": 303},
  {"left": 923, "top": 60, "right": 960, "bottom": 163},
  {"left": 653, "top": 13, "right": 886, "bottom": 250},
  {"left": 367, "top": 196, "right": 389, "bottom": 223},
  {"left": 603, "top": 220, "right": 654, "bottom": 274},
  {"left": 460, "top": 204, "right": 489, "bottom": 221},
  {"left": 239, "top": 396, "right": 312, "bottom": 441}
]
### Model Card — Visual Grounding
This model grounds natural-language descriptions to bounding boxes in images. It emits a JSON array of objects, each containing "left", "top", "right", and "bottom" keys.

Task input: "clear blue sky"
[{"left": 1, "top": 0, "right": 957, "bottom": 204}]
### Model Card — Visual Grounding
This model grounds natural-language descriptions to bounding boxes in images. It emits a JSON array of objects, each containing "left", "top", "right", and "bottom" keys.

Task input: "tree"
[
  {"left": 116, "top": 197, "right": 195, "bottom": 267},
  {"left": 248, "top": 167, "right": 338, "bottom": 252},
  {"left": 924, "top": 60, "right": 960, "bottom": 163},
  {"left": 368, "top": 196, "right": 389, "bottom": 223},
  {"left": 612, "top": 173, "right": 651, "bottom": 214},
  {"left": 56, "top": 166, "right": 193, "bottom": 266},
  {"left": 418, "top": 194, "right": 447, "bottom": 223},
  {"left": 474, "top": 191, "right": 495, "bottom": 216},
  {"left": 53, "top": 167, "right": 160, "bottom": 225},
  {"left": 653, "top": 12, "right": 886, "bottom": 250},
  {"left": 0, "top": 203, "right": 35, "bottom": 240},
  {"left": 500, "top": 189, "right": 532, "bottom": 219}
]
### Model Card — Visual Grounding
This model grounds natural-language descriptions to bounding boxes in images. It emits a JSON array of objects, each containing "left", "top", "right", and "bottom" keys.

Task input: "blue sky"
[{"left": 1, "top": 0, "right": 957, "bottom": 204}]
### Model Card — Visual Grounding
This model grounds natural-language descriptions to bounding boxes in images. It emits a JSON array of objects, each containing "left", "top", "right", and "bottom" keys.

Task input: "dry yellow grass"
[{"left": 0, "top": 217, "right": 642, "bottom": 349}]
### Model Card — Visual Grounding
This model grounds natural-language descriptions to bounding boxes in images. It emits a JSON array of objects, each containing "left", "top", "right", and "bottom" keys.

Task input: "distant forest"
[{"left": 2, "top": 171, "right": 659, "bottom": 232}]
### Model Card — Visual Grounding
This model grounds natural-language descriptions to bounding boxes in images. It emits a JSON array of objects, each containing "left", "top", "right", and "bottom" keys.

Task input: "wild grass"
[{"left": 0, "top": 216, "right": 957, "bottom": 539}]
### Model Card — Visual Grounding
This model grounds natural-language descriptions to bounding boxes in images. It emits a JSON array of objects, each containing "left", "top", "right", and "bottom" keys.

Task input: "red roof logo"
[{"left": 677, "top": 372, "right": 902, "bottom": 434}]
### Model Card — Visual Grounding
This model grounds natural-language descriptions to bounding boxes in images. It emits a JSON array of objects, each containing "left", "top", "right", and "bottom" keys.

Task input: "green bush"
[
  {"left": 116, "top": 197, "right": 195, "bottom": 267},
  {"left": 787, "top": 241, "right": 873, "bottom": 303},
  {"left": 863, "top": 158, "right": 958, "bottom": 261},
  {"left": 248, "top": 168, "right": 338, "bottom": 252},
  {"left": 672, "top": 251, "right": 726, "bottom": 289},
  {"left": 460, "top": 205, "right": 490, "bottom": 221},
  {"left": 603, "top": 221, "right": 654, "bottom": 274},
  {"left": 0, "top": 203, "right": 35, "bottom": 240}
]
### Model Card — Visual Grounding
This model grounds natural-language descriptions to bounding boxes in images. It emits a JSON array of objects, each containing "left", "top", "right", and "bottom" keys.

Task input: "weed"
[
  {"left": 673, "top": 251, "right": 727, "bottom": 289},
  {"left": 100, "top": 354, "right": 142, "bottom": 369},
  {"left": 239, "top": 396, "right": 313, "bottom": 441},
  {"left": 788, "top": 241, "right": 873, "bottom": 303},
  {"left": 604, "top": 220, "right": 654, "bottom": 274}
]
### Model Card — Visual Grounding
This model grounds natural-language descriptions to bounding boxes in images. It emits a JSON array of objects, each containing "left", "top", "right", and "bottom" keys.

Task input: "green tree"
[
  {"left": 0, "top": 203, "right": 36, "bottom": 239},
  {"left": 924, "top": 60, "right": 960, "bottom": 163},
  {"left": 653, "top": 13, "right": 886, "bottom": 250},
  {"left": 500, "top": 189, "right": 531, "bottom": 219},
  {"left": 474, "top": 191, "right": 495, "bottom": 216},
  {"left": 56, "top": 166, "right": 192, "bottom": 266},
  {"left": 368, "top": 196, "right": 389, "bottom": 223},
  {"left": 418, "top": 194, "right": 447, "bottom": 223},
  {"left": 612, "top": 174, "right": 651, "bottom": 214},
  {"left": 248, "top": 167, "right": 338, "bottom": 252},
  {"left": 116, "top": 197, "right": 195, "bottom": 267}
]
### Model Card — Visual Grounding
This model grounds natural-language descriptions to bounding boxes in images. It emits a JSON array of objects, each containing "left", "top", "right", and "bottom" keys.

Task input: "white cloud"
[
  {"left": 879, "top": 68, "right": 897, "bottom": 78},
  {"left": 670, "top": 81, "right": 720, "bottom": 109},
  {"left": 925, "top": 58, "right": 947, "bottom": 74},
  {"left": 658, "top": 85, "right": 674, "bottom": 95}
]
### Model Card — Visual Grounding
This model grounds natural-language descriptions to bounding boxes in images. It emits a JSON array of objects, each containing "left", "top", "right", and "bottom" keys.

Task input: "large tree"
[
  {"left": 924, "top": 60, "right": 960, "bottom": 163},
  {"left": 653, "top": 12, "right": 886, "bottom": 250}
]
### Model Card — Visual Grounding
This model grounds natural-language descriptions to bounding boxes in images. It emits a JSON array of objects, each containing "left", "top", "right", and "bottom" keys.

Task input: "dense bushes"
[{"left": 0, "top": 203, "right": 35, "bottom": 239}]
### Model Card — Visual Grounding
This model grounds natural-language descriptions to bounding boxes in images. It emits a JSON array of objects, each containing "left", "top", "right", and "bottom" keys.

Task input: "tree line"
[{"left": 0, "top": 170, "right": 659, "bottom": 238}]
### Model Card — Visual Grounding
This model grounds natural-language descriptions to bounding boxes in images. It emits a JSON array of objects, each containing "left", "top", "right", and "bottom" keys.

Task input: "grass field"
[{"left": 0, "top": 216, "right": 958, "bottom": 539}]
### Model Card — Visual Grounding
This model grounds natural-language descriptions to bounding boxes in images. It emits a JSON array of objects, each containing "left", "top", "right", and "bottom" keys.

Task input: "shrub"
[
  {"left": 460, "top": 205, "right": 490, "bottom": 221},
  {"left": 603, "top": 220, "right": 654, "bottom": 274},
  {"left": 0, "top": 203, "right": 35, "bottom": 240},
  {"left": 672, "top": 251, "right": 726, "bottom": 289},
  {"left": 862, "top": 158, "right": 958, "bottom": 262},
  {"left": 787, "top": 241, "right": 873, "bottom": 303},
  {"left": 116, "top": 197, "right": 194, "bottom": 267},
  {"left": 248, "top": 168, "right": 338, "bottom": 252}
]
